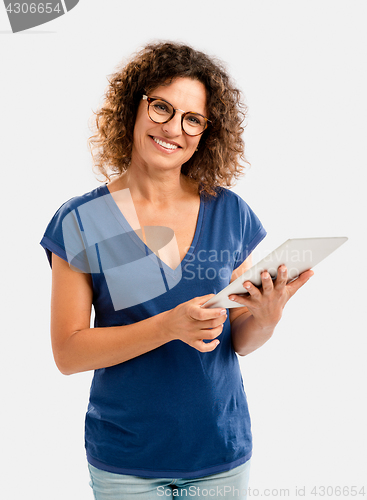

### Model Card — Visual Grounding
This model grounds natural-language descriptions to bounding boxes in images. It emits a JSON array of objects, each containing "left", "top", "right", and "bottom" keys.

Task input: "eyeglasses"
[{"left": 142, "top": 95, "right": 211, "bottom": 136}]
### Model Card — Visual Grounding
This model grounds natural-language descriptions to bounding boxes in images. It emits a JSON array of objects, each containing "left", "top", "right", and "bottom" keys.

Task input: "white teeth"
[{"left": 153, "top": 137, "right": 178, "bottom": 150}]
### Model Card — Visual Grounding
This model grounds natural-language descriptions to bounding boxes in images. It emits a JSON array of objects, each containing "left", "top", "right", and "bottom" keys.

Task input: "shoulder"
[
  {"left": 205, "top": 186, "right": 266, "bottom": 240},
  {"left": 43, "top": 185, "right": 110, "bottom": 240},
  {"left": 203, "top": 186, "right": 253, "bottom": 214},
  {"left": 41, "top": 184, "right": 108, "bottom": 266},
  {"left": 50, "top": 184, "right": 108, "bottom": 222}
]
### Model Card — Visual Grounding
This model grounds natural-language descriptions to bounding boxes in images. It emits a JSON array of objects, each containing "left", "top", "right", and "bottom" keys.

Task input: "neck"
[{"left": 113, "top": 163, "right": 197, "bottom": 207}]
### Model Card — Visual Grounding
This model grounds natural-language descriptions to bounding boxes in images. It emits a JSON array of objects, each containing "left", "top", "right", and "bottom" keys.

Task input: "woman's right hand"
[
  {"left": 163, "top": 295, "right": 227, "bottom": 352},
  {"left": 51, "top": 254, "right": 226, "bottom": 374}
]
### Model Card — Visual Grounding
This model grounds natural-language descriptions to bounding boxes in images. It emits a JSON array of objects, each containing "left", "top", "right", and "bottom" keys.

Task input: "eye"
[
  {"left": 152, "top": 101, "right": 171, "bottom": 114},
  {"left": 185, "top": 114, "right": 204, "bottom": 126}
]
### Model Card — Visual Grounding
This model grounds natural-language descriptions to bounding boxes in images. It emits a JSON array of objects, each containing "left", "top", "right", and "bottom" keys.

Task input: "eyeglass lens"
[{"left": 148, "top": 99, "right": 207, "bottom": 136}]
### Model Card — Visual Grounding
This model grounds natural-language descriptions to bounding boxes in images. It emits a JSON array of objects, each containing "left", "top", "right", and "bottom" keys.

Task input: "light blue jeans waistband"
[{"left": 88, "top": 459, "right": 251, "bottom": 499}]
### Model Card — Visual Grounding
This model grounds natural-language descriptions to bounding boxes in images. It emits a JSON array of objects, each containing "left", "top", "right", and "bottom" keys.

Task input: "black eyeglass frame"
[{"left": 142, "top": 95, "right": 211, "bottom": 137}]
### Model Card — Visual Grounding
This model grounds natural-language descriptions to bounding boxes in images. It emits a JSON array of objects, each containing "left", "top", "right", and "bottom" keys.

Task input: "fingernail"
[
  {"left": 220, "top": 309, "right": 227, "bottom": 315},
  {"left": 229, "top": 296, "right": 236, "bottom": 301},
  {"left": 244, "top": 283, "right": 251, "bottom": 289}
]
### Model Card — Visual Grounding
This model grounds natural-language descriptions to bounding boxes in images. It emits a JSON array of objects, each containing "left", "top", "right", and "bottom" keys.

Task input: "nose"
[{"left": 162, "top": 113, "right": 182, "bottom": 137}]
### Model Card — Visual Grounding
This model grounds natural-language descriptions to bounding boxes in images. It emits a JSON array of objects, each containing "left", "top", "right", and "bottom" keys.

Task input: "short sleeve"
[
  {"left": 232, "top": 194, "right": 267, "bottom": 270},
  {"left": 40, "top": 199, "right": 74, "bottom": 268},
  {"left": 40, "top": 195, "right": 100, "bottom": 272}
]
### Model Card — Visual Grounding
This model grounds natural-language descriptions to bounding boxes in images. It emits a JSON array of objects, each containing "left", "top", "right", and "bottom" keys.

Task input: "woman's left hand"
[{"left": 228, "top": 266, "right": 314, "bottom": 329}]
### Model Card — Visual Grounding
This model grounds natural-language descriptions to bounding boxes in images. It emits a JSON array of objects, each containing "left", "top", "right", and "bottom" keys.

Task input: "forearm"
[
  {"left": 231, "top": 312, "right": 276, "bottom": 356},
  {"left": 54, "top": 310, "right": 171, "bottom": 375}
]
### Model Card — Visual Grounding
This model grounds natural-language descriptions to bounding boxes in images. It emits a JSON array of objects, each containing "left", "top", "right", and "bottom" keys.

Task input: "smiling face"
[{"left": 131, "top": 77, "right": 207, "bottom": 175}]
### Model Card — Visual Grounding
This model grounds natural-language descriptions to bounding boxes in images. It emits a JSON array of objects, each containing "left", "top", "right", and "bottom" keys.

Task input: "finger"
[
  {"left": 201, "top": 322, "right": 225, "bottom": 339},
  {"left": 196, "top": 293, "right": 217, "bottom": 305},
  {"left": 274, "top": 265, "right": 288, "bottom": 290},
  {"left": 228, "top": 280, "right": 260, "bottom": 305},
  {"left": 286, "top": 269, "right": 314, "bottom": 296},
  {"left": 227, "top": 293, "right": 250, "bottom": 306},
  {"left": 261, "top": 271, "right": 274, "bottom": 295},
  {"left": 194, "top": 294, "right": 228, "bottom": 318},
  {"left": 194, "top": 338, "right": 220, "bottom": 353},
  {"left": 189, "top": 295, "right": 227, "bottom": 321},
  {"left": 189, "top": 306, "right": 227, "bottom": 322},
  {"left": 198, "top": 314, "right": 227, "bottom": 331},
  {"left": 242, "top": 280, "right": 262, "bottom": 298}
]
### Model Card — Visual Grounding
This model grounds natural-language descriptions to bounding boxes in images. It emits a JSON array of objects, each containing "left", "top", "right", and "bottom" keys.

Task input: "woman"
[{"left": 41, "top": 42, "right": 313, "bottom": 499}]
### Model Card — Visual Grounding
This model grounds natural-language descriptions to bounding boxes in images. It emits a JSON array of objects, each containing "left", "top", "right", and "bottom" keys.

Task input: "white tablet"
[{"left": 202, "top": 237, "right": 348, "bottom": 309}]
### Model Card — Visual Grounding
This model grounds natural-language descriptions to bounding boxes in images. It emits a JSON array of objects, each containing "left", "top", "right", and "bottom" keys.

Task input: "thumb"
[{"left": 195, "top": 293, "right": 216, "bottom": 306}]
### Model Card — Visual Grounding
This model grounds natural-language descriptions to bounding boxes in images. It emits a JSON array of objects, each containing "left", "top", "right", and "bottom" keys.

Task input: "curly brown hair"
[{"left": 88, "top": 41, "right": 249, "bottom": 197}]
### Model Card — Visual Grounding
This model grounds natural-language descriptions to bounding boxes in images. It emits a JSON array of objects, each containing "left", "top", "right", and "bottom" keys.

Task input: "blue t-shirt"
[{"left": 40, "top": 184, "right": 266, "bottom": 479}]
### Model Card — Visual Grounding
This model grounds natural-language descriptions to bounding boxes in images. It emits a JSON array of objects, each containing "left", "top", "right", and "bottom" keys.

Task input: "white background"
[{"left": 1, "top": 1, "right": 366, "bottom": 499}]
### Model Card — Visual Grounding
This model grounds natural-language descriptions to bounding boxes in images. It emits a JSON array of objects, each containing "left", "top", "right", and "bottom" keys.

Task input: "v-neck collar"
[{"left": 99, "top": 184, "right": 204, "bottom": 278}]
